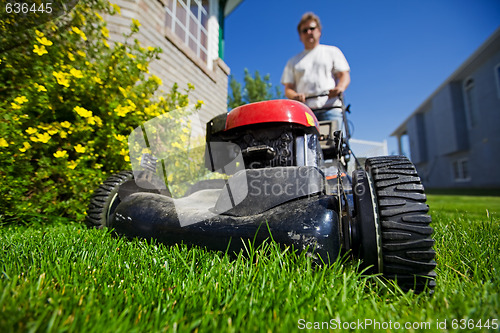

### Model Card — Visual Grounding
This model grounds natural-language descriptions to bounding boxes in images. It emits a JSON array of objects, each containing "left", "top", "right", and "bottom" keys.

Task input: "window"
[
  {"left": 452, "top": 159, "right": 470, "bottom": 182},
  {"left": 165, "top": 0, "right": 209, "bottom": 63},
  {"left": 463, "top": 78, "right": 478, "bottom": 128}
]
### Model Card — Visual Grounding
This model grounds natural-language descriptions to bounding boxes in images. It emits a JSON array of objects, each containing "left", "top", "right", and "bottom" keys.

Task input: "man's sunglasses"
[{"left": 301, "top": 26, "right": 317, "bottom": 34}]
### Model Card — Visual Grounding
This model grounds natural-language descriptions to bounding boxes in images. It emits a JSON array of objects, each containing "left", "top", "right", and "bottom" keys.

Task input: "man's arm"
[
  {"left": 284, "top": 83, "right": 306, "bottom": 103},
  {"left": 329, "top": 71, "right": 351, "bottom": 98}
]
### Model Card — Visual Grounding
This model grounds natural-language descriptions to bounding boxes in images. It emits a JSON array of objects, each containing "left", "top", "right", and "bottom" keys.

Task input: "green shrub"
[{"left": 0, "top": 0, "right": 200, "bottom": 222}]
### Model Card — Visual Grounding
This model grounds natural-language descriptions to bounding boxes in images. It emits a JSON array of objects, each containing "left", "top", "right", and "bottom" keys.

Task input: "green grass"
[{"left": 1, "top": 194, "right": 499, "bottom": 332}]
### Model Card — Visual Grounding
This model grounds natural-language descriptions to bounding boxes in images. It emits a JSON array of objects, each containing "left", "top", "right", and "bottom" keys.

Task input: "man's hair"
[{"left": 297, "top": 12, "right": 322, "bottom": 34}]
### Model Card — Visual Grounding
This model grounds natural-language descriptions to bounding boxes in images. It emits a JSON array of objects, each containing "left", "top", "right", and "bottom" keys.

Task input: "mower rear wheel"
[
  {"left": 85, "top": 171, "right": 134, "bottom": 229},
  {"left": 365, "top": 156, "right": 436, "bottom": 292}
]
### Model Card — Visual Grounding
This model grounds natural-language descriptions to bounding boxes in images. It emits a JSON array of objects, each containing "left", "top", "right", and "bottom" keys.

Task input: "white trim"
[
  {"left": 463, "top": 76, "right": 477, "bottom": 129},
  {"left": 495, "top": 63, "right": 500, "bottom": 99}
]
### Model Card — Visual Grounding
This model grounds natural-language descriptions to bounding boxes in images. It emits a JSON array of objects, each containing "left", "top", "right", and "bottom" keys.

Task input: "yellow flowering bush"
[{"left": 0, "top": 0, "right": 197, "bottom": 222}]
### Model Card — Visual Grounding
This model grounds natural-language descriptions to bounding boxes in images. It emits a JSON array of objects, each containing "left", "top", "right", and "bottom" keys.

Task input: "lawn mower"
[{"left": 86, "top": 97, "right": 436, "bottom": 292}]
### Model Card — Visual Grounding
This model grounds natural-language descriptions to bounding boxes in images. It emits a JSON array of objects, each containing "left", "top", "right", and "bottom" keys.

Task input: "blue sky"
[{"left": 224, "top": 0, "right": 500, "bottom": 154}]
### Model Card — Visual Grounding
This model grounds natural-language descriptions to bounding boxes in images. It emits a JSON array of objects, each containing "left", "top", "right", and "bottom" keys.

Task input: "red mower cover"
[{"left": 226, "top": 100, "right": 319, "bottom": 131}]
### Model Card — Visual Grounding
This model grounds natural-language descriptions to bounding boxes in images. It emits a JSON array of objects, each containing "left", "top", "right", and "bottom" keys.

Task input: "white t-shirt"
[{"left": 281, "top": 44, "right": 350, "bottom": 109}]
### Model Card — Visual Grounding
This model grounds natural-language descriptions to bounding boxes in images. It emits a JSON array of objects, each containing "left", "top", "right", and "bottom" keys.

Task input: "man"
[{"left": 281, "top": 12, "right": 351, "bottom": 124}]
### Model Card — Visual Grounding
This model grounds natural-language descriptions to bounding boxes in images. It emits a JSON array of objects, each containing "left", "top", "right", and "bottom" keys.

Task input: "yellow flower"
[
  {"left": 38, "top": 132, "right": 51, "bottom": 143},
  {"left": 26, "top": 127, "right": 37, "bottom": 135},
  {"left": 93, "top": 77, "right": 103, "bottom": 84},
  {"left": 30, "top": 132, "right": 51, "bottom": 143},
  {"left": 77, "top": 50, "right": 86, "bottom": 58},
  {"left": 47, "top": 128, "right": 58, "bottom": 135},
  {"left": 34, "top": 83, "right": 47, "bottom": 92},
  {"left": 14, "top": 96, "right": 28, "bottom": 104},
  {"left": 19, "top": 142, "right": 31, "bottom": 152},
  {"left": 60, "top": 131, "right": 68, "bottom": 139},
  {"left": 91, "top": 116, "right": 103, "bottom": 127},
  {"left": 60, "top": 121, "right": 71, "bottom": 128},
  {"left": 71, "top": 27, "right": 87, "bottom": 41},
  {"left": 67, "top": 160, "right": 78, "bottom": 170},
  {"left": 74, "top": 106, "right": 93, "bottom": 118},
  {"left": 53, "top": 71, "right": 70, "bottom": 87},
  {"left": 36, "top": 37, "right": 53, "bottom": 46},
  {"left": 111, "top": 3, "right": 121, "bottom": 14},
  {"left": 132, "top": 18, "right": 141, "bottom": 27},
  {"left": 171, "top": 142, "right": 183, "bottom": 149},
  {"left": 0, "top": 138, "right": 9, "bottom": 147},
  {"left": 74, "top": 144, "right": 86, "bottom": 153},
  {"left": 68, "top": 52, "right": 75, "bottom": 61},
  {"left": 70, "top": 68, "right": 84, "bottom": 78},
  {"left": 118, "top": 87, "right": 127, "bottom": 97},
  {"left": 95, "top": 12, "right": 104, "bottom": 21},
  {"left": 101, "top": 26, "right": 109, "bottom": 38},
  {"left": 54, "top": 150, "right": 68, "bottom": 158},
  {"left": 33, "top": 45, "right": 48, "bottom": 56},
  {"left": 114, "top": 134, "right": 126, "bottom": 142},
  {"left": 137, "top": 63, "right": 148, "bottom": 72},
  {"left": 35, "top": 30, "right": 44, "bottom": 37},
  {"left": 114, "top": 102, "right": 135, "bottom": 117},
  {"left": 151, "top": 75, "right": 162, "bottom": 85},
  {"left": 127, "top": 100, "right": 136, "bottom": 109},
  {"left": 147, "top": 46, "right": 155, "bottom": 52}
]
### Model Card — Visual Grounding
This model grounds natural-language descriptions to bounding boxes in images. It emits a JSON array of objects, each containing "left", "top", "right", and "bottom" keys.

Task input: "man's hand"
[
  {"left": 328, "top": 87, "right": 344, "bottom": 98},
  {"left": 330, "top": 71, "right": 351, "bottom": 98},
  {"left": 291, "top": 93, "right": 306, "bottom": 103},
  {"left": 284, "top": 83, "right": 306, "bottom": 103}
]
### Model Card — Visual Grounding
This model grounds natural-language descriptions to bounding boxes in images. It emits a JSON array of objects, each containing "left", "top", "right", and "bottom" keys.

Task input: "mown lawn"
[{"left": 1, "top": 194, "right": 499, "bottom": 332}]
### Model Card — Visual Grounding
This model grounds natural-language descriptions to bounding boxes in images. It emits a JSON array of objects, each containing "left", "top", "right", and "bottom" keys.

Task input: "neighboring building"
[
  {"left": 391, "top": 27, "right": 500, "bottom": 189},
  {"left": 105, "top": 0, "right": 243, "bottom": 125}
]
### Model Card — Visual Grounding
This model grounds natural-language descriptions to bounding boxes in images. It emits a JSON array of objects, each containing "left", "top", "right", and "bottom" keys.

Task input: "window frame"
[
  {"left": 164, "top": 0, "right": 211, "bottom": 67},
  {"left": 463, "top": 77, "right": 478, "bottom": 129},
  {"left": 452, "top": 158, "right": 471, "bottom": 182},
  {"left": 495, "top": 63, "right": 500, "bottom": 99}
]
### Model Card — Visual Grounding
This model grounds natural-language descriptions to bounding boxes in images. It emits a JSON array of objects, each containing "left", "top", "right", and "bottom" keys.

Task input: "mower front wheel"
[
  {"left": 85, "top": 171, "right": 134, "bottom": 229},
  {"left": 356, "top": 156, "right": 436, "bottom": 292}
]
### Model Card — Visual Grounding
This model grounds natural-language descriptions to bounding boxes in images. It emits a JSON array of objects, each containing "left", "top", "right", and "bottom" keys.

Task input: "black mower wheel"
[
  {"left": 85, "top": 171, "right": 134, "bottom": 229},
  {"left": 364, "top": 156, "right": 436, "bottom": 292}
]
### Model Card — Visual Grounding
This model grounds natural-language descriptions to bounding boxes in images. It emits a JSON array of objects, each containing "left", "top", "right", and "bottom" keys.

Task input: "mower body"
[
  {"left": 87, "top": 99, "right": 437, "bottom": 292},
  {"left": 113, "top": 100, "right": 342, "bottom": 260}
]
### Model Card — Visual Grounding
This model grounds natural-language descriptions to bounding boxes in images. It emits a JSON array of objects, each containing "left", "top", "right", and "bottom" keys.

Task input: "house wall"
[
  {"left": 411, "top": 46, "right": 500, "bottom": 189},
  {"left": 104, "top": 0, "right": 230, "bottom": 126}
]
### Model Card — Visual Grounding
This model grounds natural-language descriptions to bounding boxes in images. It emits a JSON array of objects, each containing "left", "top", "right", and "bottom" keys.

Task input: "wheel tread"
[
  {"left": 365, "top": 156, "right": 436, "bottom": 292},
  {"left": 85, "top": 171, "right": 133, "bottom": 228}
]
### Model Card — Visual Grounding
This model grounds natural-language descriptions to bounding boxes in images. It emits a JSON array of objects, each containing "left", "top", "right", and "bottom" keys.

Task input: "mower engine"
[{"left": 205, "top": 101, "right": 324, "bottom": 171}]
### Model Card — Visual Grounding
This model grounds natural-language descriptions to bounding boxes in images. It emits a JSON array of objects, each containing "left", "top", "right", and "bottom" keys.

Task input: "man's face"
[{"left": 299, "top": 19, "right": 321, "bottom": 50}]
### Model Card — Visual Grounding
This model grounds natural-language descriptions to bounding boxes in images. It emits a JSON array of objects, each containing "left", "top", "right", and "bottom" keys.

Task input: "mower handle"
[
  {"left": 305, "top": 92, "right": 345, "bottom": 101},
  {"left": 307, "top": 92, "right": 352, "bottom": 141}
]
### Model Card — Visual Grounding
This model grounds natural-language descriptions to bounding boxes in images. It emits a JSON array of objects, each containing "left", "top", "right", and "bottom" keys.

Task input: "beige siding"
[{"left": 105, "top": 0, "right": 229, "bottom": 125}]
